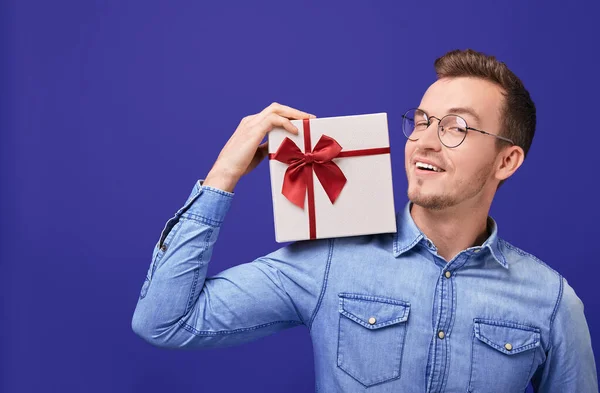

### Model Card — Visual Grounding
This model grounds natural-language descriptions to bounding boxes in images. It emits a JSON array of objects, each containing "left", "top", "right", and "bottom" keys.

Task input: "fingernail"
[{"left": 310, "top": 114, "right": 317, "bottom": 118}]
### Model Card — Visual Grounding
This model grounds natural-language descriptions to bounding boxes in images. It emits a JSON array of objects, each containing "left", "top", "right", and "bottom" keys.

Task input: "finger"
[
  {"left": 244, "top": 142, "right": 270, "bottom": 175},
  {"left": 263, "top": 102, "right": 316, "bottom": 120},
  {"left": 258, "top": 141, "right": 269, "bottom": 155},
  {"left": 275, "top": 104, "right": 316, "bottom": 120},
  {"left": 259, "top": 113, "right": 299, "bottom": 135},
  {"left": 269, "top": 113, "right": 299, "bottom": 135},
  {"left": 256, "top": 141, "right": 269, "bottom": 160}
]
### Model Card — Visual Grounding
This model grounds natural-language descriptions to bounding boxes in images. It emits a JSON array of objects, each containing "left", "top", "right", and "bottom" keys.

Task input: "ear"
[{"left": 495, "top": 145, "right": 525, "bottom": 182}]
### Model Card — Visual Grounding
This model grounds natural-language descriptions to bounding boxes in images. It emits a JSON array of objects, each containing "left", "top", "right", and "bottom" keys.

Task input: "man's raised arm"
[{"left": 131, "top": 103, "right": 331, "bottom": 349}]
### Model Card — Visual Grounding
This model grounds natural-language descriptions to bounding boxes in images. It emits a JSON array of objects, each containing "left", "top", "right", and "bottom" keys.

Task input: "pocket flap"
[
  {"left": 474, "top": 319, "right": 541, "bottom": 355},
  {"left": 338, "top": 293, "right": 410, "bottom": 330}
]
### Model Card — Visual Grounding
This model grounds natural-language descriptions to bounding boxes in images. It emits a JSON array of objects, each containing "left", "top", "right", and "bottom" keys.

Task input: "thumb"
[
  {"left": 258, "top": 141, "right": 269, "bottom": 158},
  {"left": 249, "top": 142, "right": 269, "bottom": 172}
]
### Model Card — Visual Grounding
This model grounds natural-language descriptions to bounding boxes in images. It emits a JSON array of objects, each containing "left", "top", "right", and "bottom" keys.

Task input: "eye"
[
  {"left": 415, "top": 120, "right": 429, "bottom": 130},
  {"left": 447, "top": 126, "right": 467, "bottom": 133}
]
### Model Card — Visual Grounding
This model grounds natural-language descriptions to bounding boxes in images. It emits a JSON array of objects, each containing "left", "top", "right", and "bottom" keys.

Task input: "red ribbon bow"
[{"left": 271, "top": 134, "right": 347, "bottom": 209}]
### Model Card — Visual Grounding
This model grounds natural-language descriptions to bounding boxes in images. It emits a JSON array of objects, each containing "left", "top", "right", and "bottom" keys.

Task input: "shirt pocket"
[
  {"left": 468, "top": 318, "right": 541, "bottom": 393},
  {"left": 336, "top": 293, "right": 410, "bottom": 387}
]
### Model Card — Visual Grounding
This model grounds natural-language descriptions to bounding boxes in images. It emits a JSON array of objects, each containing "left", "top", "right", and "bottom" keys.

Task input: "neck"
[{"left": 410, "top": 201, "right": 491, "bottom": 262}]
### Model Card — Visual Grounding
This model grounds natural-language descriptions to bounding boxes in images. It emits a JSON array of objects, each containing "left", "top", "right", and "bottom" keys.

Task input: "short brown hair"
[{"left": 434, "top": 49, "right": 536, "bottom": 158}]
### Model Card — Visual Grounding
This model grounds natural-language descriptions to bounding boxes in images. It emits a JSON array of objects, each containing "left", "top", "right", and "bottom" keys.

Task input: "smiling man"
[{"left": 132, "top": 49, "right": 598, "bottom": 392}]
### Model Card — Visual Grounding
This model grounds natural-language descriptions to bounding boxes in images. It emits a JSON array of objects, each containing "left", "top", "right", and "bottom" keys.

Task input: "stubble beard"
[{"left": 407, "top": 163, "right": 493, "bottom": 211}]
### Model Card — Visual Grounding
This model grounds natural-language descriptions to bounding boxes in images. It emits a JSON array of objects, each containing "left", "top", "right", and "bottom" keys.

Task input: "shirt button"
[
  {"left": 474, "top": 248, "right": 481, "bottom": 253},
  {"left": 368, "top": 317, "right": 376, "bottom": 325},
  {"left": 160, "top": 244, "right": 168, "bottom": 251},
  {"left": 426, "top": 240, "right": 433, "bottom": 248},
  {"left": 438, "top": 330, "right": 445, "bottom": 339},
  {"left": 444, "top": 271, "right": 452, "bottom": 279},
  {"left": 504, "top": 343, "right": 513, "bottom": 351}
]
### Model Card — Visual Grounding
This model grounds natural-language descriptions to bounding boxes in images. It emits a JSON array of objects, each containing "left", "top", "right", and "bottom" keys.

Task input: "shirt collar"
[{"left": 392, "top": 202, "right": 508, "bottom": 269}]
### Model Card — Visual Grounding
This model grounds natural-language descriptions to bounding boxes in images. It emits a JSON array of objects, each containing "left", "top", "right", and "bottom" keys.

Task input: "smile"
[{"left": 415, "top": 162, "right": 445, "bottom": 173}]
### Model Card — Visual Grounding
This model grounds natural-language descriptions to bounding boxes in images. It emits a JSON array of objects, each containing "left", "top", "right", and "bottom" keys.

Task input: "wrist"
[{"left": 203, "top": 169, "right": 239, "bottom": 193}]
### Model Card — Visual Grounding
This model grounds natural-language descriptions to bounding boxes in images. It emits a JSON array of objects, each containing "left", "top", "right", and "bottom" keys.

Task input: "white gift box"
[{"left": 267, "top": 112, "right": 397, "bottom": 242}]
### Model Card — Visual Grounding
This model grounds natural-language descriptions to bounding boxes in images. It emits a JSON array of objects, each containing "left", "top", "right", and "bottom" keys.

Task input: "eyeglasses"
[{"left": 401, "top": 108, "right": 515, "bottom": 148}]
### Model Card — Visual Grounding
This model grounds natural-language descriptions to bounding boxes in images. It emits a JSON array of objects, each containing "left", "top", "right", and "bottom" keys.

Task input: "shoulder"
[
  {"left": 261, "top": 237, "right": 335, "bottom": 267},
  {"left": 498, "top": 238, "right": 585, "bottom": 308},
  {"left": 553, "top": 275, "right": 585, "bottom": 323},
  {"left": 499, "top": 238, "right": 565, "bottom": 310},
  {"left": 499, "top": 238, "right": 562, "bottom": 280}
]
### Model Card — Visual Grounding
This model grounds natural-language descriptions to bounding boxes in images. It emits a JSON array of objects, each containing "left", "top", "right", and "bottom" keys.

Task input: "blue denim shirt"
[{"left": 132, "top": 180, "right": 598, "bottom": 393}]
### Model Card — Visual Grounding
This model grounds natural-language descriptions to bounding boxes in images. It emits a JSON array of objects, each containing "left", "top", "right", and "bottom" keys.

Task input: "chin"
[{"left": 408, "top": 188, "right": 456, "bottom": 211}]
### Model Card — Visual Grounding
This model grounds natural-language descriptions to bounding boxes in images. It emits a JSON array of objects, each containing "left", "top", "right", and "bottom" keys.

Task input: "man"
[{"left": 131, "top": 49, "right": 598, "bottom": 392}]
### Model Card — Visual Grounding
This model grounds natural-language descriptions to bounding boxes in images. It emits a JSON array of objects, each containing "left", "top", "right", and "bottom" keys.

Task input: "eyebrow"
[
  {"left": 447, "top": 107, "right": 482, "bottom": 125},
  {"left": 418, "top": 106, "right": 482, "bottom": 126}
]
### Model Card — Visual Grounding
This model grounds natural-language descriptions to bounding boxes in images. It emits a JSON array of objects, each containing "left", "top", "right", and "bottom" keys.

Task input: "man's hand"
[{"left": 203, "top": 102, "right": 315, "bottom": 192}]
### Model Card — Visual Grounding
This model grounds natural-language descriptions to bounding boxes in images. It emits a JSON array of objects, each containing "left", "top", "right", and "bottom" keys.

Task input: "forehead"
[{"left": 419, "top": 77, "right": 504, "bottom": 127}]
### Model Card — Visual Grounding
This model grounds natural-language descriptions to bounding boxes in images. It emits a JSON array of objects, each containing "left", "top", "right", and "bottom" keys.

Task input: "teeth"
[{"left": 416, "top": 162, "right": 443, "bottom": 172}]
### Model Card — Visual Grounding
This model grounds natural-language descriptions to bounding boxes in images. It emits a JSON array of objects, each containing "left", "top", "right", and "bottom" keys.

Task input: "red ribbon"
[{"left": 268, "top": 119, "right": 390, "bottom": 239}]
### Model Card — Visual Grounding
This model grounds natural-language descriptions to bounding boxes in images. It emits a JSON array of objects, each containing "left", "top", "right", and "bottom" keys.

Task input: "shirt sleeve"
[
  {"left": 131, "top": 180, "right": 333, "bottom": 349},
  {"left": 531, "top": 276, "right": 599, "bottom": 392}
]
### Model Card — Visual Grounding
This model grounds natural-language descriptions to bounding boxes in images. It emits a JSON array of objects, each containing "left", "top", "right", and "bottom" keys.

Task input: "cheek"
[
  {"left": 453, "top": 157, "right": 492, "bottom": 182},
  {"left": 404, "top": 142, "right": 413, "bottom": 168},
  {"left": 449, "top": 143, "right": 494, "bottom": 176}
]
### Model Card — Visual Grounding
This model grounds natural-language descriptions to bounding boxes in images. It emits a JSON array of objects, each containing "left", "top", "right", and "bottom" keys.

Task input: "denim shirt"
[{"left": 131, "top": 180, "right": 598, "bottom": 393}]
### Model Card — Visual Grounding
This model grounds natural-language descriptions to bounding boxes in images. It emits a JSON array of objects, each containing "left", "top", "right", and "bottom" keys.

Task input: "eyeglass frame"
[{"left": 401, "top": 108, "right": 515, "bottom": 148}]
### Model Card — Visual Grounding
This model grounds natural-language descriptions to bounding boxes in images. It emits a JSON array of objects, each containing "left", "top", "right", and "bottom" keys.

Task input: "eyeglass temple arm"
[{"left": 469, "top": 127, "right": 515, "bottom": 145}]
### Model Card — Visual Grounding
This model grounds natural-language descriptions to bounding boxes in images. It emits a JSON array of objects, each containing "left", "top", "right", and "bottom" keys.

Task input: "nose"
[{"left": 414, "top": 118, "right": 442, "bottom": 152}]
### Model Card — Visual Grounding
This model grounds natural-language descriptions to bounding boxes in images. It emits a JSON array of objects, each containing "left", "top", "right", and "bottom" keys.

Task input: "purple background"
[{"left": 1, "top": 1, "right": 598, "bottom": 392}]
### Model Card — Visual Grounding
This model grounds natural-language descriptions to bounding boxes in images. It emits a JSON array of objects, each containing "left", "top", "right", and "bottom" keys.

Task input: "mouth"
[{"left": 414, "top": 161, "right": 445, "bottom": 174}]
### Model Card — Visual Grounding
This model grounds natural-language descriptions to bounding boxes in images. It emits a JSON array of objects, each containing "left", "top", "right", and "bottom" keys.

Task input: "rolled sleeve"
[{"left": 178, "top": 180, "right": 234, "bottom": 226}]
